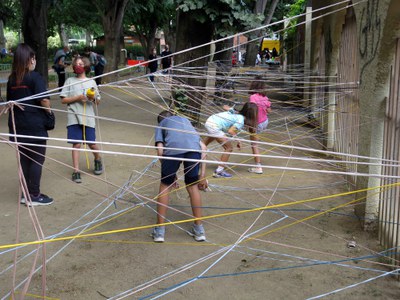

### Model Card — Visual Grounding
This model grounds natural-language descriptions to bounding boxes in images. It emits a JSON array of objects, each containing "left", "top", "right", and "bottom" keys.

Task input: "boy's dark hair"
[
  {"left": 157, "top": 110, "right": 174, "bottom": 123},
  {"left": 249, "top": 75, "right": 266, "bottom": 96}
]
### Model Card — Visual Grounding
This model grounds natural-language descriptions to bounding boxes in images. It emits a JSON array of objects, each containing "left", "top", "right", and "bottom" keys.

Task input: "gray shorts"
[{"left": 256, "top": 119, "right": 269, "bottom": 134}]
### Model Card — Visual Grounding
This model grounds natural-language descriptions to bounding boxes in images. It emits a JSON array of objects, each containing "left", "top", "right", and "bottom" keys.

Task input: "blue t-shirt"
[
  {"left": 207, "top": 111, "right": 244, "bottom": 132},
  {"left": 155, "top": 116, "right": 201, "bottom": 156}
]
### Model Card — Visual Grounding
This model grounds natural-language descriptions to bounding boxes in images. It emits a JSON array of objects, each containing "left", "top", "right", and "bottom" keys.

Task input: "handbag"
[{"left": 44, "top": 111, "right": 55, "bottom": 130}]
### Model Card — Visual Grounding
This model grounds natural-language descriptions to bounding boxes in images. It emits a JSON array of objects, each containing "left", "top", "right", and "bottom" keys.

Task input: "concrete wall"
[{"left": 309, "top": 0, "right": 400, "bottom": 230}]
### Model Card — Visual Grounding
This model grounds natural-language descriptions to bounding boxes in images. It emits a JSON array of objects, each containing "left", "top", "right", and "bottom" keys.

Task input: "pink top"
[{"left": 250, "top": 93, "right": 271, "bottom": 124}]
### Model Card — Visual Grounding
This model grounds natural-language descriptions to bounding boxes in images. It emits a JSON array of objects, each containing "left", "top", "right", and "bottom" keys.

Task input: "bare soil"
[{"left": 0, "top": 80, "right": 399, "bottom": 299}]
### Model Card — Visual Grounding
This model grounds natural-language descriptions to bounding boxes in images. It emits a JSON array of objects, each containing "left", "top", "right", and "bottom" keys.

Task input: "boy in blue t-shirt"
[{"left": 152, "top": 110, "right": 208, "bottom": 242}]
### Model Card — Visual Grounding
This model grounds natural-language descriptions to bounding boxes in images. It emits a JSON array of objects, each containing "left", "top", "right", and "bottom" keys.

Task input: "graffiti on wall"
[{"left": 359, "top": 0, "right": 381, "bottom": 81}]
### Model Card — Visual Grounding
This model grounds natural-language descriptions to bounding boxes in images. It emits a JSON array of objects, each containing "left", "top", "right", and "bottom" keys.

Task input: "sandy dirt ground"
[{"left": 0, "top": 77, "right": 399, "bottom": 299}]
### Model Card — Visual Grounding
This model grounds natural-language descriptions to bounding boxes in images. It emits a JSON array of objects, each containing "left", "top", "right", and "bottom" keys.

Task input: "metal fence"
[
  {"left": 334, "top": 8, "right": 360, "bottom": 186},
  {"left": 379, "top": 38, "right": 400, "bottom": 269},
  {"left": 0, "top": 63, "right": 11, "bottom": 81}
]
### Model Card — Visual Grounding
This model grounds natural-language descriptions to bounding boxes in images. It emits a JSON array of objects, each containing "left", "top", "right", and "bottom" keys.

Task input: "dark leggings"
[{"left": 18, "top": 141, "right": 47, "bottom": 196}]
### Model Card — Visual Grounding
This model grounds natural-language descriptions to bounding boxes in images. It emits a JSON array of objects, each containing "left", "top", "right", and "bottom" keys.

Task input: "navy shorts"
[
  {"left": 161, "top": 152, "right": 201, "bottom": 185},
  {"left": 67, "top": 124, "right": 96, "bottom": 144}
]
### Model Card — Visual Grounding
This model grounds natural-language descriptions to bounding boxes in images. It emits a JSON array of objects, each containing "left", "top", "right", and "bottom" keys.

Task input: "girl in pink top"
[{"left": 248, "top": 76, "right": 271, "bottom": 174}]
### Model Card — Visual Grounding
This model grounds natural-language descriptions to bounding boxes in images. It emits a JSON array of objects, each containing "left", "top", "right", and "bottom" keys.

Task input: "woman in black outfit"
[
  {"left": 148, "top": 48, "right": 158, "bottom": 82},
  {"left": 7, "top": 43, "right": 54, "bottom": 206}
]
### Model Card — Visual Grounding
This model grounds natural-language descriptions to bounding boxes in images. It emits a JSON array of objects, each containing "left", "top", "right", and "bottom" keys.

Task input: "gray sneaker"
[
  {"left": 151, "top": 226, "right": 165, "bottom": 243},
  {"left": 188, "top": 224, "right": 206, "bottom": 242}
]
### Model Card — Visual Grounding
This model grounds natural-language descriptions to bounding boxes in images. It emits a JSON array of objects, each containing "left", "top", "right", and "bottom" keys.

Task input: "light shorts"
[
  {"left": 256, "top": 119, "right": 269, "bottom": 134},
  {"left": 67, "top": 124, "right": 96, "bottom": 144},
  {"left": 204, "top": 121, "right": 226, "bottom": 138}
]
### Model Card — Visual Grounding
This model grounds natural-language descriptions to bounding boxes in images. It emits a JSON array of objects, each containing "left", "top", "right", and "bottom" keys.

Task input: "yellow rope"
[{"left": 1, "top": 180, "right": 398, "bottom": 250}]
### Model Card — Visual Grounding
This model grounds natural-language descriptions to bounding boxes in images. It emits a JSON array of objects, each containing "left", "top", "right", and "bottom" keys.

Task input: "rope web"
[{"left": 1, "top": 0, "right": 399, "bottom": 299}]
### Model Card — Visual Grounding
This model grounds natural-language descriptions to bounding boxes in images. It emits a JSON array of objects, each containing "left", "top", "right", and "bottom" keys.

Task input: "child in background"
[
  {"left": 60, "top": 56, "right": 103, "bottom": 183},
  {"left": 204, "top": 102, "right": 258, "bottom": 178},
  {"left": 248, "top": 76, "right": 272, "bottom": 174},
  {"left": 153, "top": 110, "right": 208, "bottom": 243}
]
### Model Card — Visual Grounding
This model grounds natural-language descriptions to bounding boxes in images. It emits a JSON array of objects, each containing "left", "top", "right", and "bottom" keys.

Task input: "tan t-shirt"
[{"left": 60, "top": 77, "right": 100, "bottom": 128}]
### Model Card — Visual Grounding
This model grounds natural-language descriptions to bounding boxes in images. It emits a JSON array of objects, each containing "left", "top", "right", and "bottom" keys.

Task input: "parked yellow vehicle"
[{"left": 261, "top": 38, "right": 280, "bottom": 53}]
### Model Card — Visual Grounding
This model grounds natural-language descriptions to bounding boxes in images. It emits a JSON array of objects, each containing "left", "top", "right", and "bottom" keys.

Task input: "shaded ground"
[{"left": 0, "top": 77, "right": 399, "bottom": 299}]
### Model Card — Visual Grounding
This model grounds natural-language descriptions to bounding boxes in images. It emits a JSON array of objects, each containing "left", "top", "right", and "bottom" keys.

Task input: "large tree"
[
  {"left": 243, "top": 0, "right": 280, "bottom": 67},
  {"left": 124, "top": 0, "right": 175, "bottom": 58},
  {"left": 49, "top": 0, "right": 103, "bottom": 47},
  {"left": 90, "top": 0, "right": 130, "bottom": 82},
  {"left": 0, "top": 1, "right": 15, "bottom": 51},
  {"left": 173, "top": 0, "right": 266, "bottom": 118},
  {"left": 20, "top": 0, "right": 51, "bottom": 83}
]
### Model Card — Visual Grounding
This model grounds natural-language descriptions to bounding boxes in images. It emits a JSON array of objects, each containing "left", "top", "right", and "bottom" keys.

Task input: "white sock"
[{"left": 215, "top": 166, "right": 224, "bottom": 173}]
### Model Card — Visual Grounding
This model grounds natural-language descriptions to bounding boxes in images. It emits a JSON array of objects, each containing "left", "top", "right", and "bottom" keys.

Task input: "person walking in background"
[
  {"left": 53, "top": 45, "right": 70, "bottom": 88},
  {"left": 161, "top": 44, "right": 173, "bottom": 73},
  {"left": 60, "top": 56, "right": 103, "bottom": 183},
  {"left": 84, "top": 47, "right": 106, "bottom": 85},
  {"left": 152, "top": 110, "right": 208, "bottom": 243},
  {"left": 248, "top": 76, "right": 272, "bottom": 174},
  {"left": 148, "top": 48, "right": 158, "bottom": 82},
  {"left": 204, "top": 102, "right": 258, "bottom": 178},
  {"left": 7, "top": 43, "right": 54, "bottom": 206}
]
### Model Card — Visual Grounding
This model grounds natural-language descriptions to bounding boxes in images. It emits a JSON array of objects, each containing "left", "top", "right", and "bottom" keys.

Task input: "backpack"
[
  {"left": 96, "top": 54, "right": 107, "bottom": 66},
  {"left": 52, "top": 54, "right": 65, "bottom": 71}
]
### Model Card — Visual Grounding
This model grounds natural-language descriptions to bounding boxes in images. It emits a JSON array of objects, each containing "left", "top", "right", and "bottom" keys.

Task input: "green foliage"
[
  {"left": 0, "top": 55, "right": 13, "bottom": 64},
  {"left": 0, "top": 0, "right": 21, "bottom": 29},
  {"left": 269, "top": 0, "right": 296, "bottom": 33},
  {"left": 175, "top": 0, "right": 264, "bottom": 38},
  {"left": 47, "top": 36, "right": 60, "bottom": 48},
  {"left": 125, "top": 45, "right": 145, "bottom": 58},
  {"left": 285, "top": 0, "right": 306, "bottom": 36}
]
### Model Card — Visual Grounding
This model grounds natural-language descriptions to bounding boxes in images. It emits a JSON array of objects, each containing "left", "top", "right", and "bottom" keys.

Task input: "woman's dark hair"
[
  {"left": 239, "top": 102, "right": 258, "bottom": 131},
  {"left": 157, "top": 110, "right": 174, "bottom": 123},
  {"left": 248, "top": 75, "right": 266, "bottom": 96},
  {"left": 9, "top": 43, "right": 35, "bottom": 85}
]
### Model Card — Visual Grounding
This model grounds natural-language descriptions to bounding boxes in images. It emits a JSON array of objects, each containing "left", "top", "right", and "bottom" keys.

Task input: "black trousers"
[
  {"left": 95, "top": 64, "right": 104, "bottom": 85},
  {"left": 18, "top": 141, "right": 47, "bottom": 196},
  {"left": 56, "top": 69, "right": 66, "bottom": 88}
]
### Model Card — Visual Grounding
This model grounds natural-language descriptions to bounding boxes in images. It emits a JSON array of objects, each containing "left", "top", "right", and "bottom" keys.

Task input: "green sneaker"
[
  {"left": 72, "top": 172, "right": 82, "bottom": 183},
  {"left": 94, "top": 159, "right": 103, "bottom": 175}
]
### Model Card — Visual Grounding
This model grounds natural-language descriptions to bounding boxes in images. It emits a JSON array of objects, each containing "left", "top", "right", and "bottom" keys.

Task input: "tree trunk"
[
  {"left": 145, "top": 20, "right": 157, "bottom": 58},
  {"left": 58, "top": 23, "right": 68, "bottom": 46},
  {"left": 0, "top": 20, "right": 6, "bottom": 50},
  {"left": 213, "top": 38, "right": 233, "bottom": 64},
  {"left": 100, "top": 0, "right": 129, "bottom": 83},
  {"left": 163, "top": 22, "right": 176, "bottom": 52},
  {"left": 20, "top": 0, "right": 49, "bottom": 85},
  {"left": 265, "top": 0, "right": 279, "bottom": 25},
  {"left": 174, "top": 11, "right": 214, "bottom": 123},
  {"left": 85, "top": 29, "right": 92, "bottom": 46},
  {"left": 244, "top": 0, "right": 269, "bottom": 67}
]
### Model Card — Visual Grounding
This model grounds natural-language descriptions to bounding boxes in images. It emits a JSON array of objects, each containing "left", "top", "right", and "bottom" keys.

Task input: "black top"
[
  {"left": 148, "top": 54, "right": 158, "bottom": 71},
  {"left": 161, "top": 50, "right": 172, "bottom": 68},
  {"left": 7, "top": 71, "right": 49, "bottom": 142}
]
